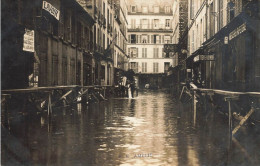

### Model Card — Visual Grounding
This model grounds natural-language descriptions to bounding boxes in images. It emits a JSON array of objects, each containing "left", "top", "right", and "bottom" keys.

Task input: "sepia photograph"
[{"left": 1, "top": 0, "right": 260, "bottom": 165}]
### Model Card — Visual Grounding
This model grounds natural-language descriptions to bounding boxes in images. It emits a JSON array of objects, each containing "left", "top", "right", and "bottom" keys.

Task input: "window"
[
  {"left": 164, "top": 35, "right": 171, "bottom": 44},
  {"left": 130, "top": 47, "right": 138, "bottom": 58},
  {"left": 153, "top": 19, "right": 159, "bottom": 29},
  {"left": 153, "top": 48, "right": 159, "bottom": 58},
  {"left": 141, "top": 35, "right": 148, "bottom": 43},
  {"left": 130, "top": 62, "right": 138, "bottom": 73},
  {"left": 142, "top": 6, "right": 148, "bottom": 13},
  {"left": 153, "top": 62, "right": 159, "bottom": 73},
  {"left": 165, "top": 19, "right": 170, "bottom": 28},
  {"left": 142, "top": 48, "right": 147, "bottom": 58},
  {"left": 141, "top": 19, "right": 148, "bottom": 29},
  {"left": 131, "top": 34, "right": 136, "bottom": 43},
  {"left": 154, "top": 6, "right": 159, "bottom": 13},
  {"left": 131, "top": 19, "right": 136, "bottom": 29},
  {"left": 131, "top": 6, "right": 136, "bottom": 13},
  {"left": 164, "top": 62, "right": 170, "bottom": 73},
  {"left": 142, "top": 62, "right": 147, "bottom": 73},
  {"left": 153, "top": 35, "right": 160, "bottom": 44},
  {"left": 165, "top": 6, "right": 171, "bottom": 13}
]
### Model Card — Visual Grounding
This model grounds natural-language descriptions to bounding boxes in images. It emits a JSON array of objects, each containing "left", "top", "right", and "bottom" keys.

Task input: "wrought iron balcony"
[{"left": 128, "top": 24, "right": 172, "bottom": 32}]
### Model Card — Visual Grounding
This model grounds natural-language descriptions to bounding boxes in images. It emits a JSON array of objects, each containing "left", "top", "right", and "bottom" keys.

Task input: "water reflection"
[{"left": 1, "top": 90, "right": 260, "bottom": 166}]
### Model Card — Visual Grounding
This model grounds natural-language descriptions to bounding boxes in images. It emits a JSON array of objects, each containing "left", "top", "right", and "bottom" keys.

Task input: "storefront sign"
[
  {"left": 229, "top": 23, "right": 246, "bottom": 41},
  {"left": 23, "top": 29, "right": 34, "bottom": 52},
  {"left": 42, "top": 1, "right": 60, "bottom": 20},
  {"left": 194, "top": 55, "right": 215, "bottom": 62}
]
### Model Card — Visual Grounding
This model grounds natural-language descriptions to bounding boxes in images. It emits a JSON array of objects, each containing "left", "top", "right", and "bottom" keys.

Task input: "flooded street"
[{"left": 2, "top": 90, "right": 260, "bottom": 166}]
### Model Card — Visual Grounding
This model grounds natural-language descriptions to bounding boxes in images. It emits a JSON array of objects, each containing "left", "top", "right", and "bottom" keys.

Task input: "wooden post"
[
  {"left": 47, "top": 92, "right": 52, "bottom": 116},
  {"left": 232, "top": 107, "right": 255, "bottom": 136},
  {"left": 228, "top": 99, "right": 232, "bottom": 148},
  {"left": 193, "top": 91, "right": 197, "bottom": 127}
]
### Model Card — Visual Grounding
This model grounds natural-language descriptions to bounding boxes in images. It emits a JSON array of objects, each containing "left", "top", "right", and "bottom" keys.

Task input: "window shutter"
[
  {"left": 162, "top": 35, "right": 164, "bottom": 44},
  {"left": 148, "top": 35, "right": 150, "bottom": 43},
  {"left": 159, "top": 35, "right": 161, "bottom": 43},
  {"left": 162, "top": 48, "right": 164, "bottom": 58},
  {"left": 151, "top": 19, "right": 154, "bottom": 29},
  {"left": 136, "top": 48, "right": 138, "bottom": 57},
  {"left": 128, "top": 48, "right": 130, "bottom": 56},
  {"left": 128, "top": 35, "right": 131, "bottom": 43}
]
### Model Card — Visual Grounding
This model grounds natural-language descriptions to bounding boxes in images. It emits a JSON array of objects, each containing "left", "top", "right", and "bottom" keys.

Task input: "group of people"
[{"left": 117, "top": 76, "right": 138, "bottom": 98}]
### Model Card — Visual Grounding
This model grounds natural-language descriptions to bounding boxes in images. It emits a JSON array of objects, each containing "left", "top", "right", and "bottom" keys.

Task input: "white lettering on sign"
[
  {"left": 229, "top": 23, "right": 246, "bottom": 41},
  {"left": 193, "top": 55, "right": 215, "bottom": 62},
  {"left": 23, "top": 29, "right": 34, "bottom": 52},
  {"left": 42, "top": 1, "right": 60, "bottom": 20}
]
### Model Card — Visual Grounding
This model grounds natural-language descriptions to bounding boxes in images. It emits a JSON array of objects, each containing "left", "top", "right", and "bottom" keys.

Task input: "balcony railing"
[{"left": 128, "top": 24, "right": 172, "bottom": 31}]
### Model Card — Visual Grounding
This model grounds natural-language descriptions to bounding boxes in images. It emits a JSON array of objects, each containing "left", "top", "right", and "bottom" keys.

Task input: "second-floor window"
[
  {"left": 141, "top": 19, "right": 148, "bottom": 29},
  {"left": 142, "top": 62, "right": 147, "bottom": 72},
  {"left": 153, "top": 48, "right": 159, "bottom": 58},
  {"left": 153, "top": 19, "right": 159, "bottom": 29},
  {"left": 130, "top": 47, "right": 138, "bottom": 58},
  {"left": 131, "top": 19, "right": 136, "bottom": 29},
  {"left": 165, "top": 19, "right": 170, "bottom": 28},
  {"left": 131, "top": 62, "right": 138, "bottom": 73},
  {"left": 153, "top": 62, "right": 159, "bottom": 73}
]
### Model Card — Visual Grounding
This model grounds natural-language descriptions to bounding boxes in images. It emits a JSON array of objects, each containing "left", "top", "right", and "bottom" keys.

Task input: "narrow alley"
[{"left": 2, "top": 90, "right": 260, "bottom": 165}]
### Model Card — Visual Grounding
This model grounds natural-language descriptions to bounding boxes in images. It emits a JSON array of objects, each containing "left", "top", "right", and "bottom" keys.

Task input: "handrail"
[{"left": 190, "top": 88, "right": 260, "bottom": 97}]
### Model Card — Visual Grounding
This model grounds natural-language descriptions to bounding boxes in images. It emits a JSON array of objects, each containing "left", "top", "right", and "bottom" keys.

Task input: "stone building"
[
  {"left": 186, "top": 0, "right": 260, "bottom": 91},
  {"left": 127, "top": 0, "right": 175, "bottom": 88},
  {"left": 77, "top": 0, "right": 129, "bottom": 86},
  {"left": 2, "top": 0, "right": 95, "bottom": 89}
]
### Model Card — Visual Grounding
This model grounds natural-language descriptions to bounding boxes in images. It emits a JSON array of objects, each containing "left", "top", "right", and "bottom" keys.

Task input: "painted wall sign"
[
  {"left": 23, "top": 29, "right": 34, "bottom": 52},
  {"left": 42, "top": 1, "right": 60, "bottom": 20},
  {"left": 229, "top": 23, "right": 246, "bottom": 41}
]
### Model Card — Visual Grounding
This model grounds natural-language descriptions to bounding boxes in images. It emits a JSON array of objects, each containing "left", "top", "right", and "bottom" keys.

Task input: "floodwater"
[{"left": 2, "top": 90, "right": 260, "bottom": 166}]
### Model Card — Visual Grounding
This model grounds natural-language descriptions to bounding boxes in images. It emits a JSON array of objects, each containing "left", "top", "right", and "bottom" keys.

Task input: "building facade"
[
  {"left": 186, "top": 0, "right": 260, "bottom": 91},
  {"left": 113, "top": 0, "right": 129, "bottom": 84},
  {"left": 2, "top": 0, "right": 95, "bottom": 89},
  {"left": 127, "top": 0, "right": 175, "bottom": 88},
  {"left": 78, "top": 0, "right": 129, "bottom": 86}
]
